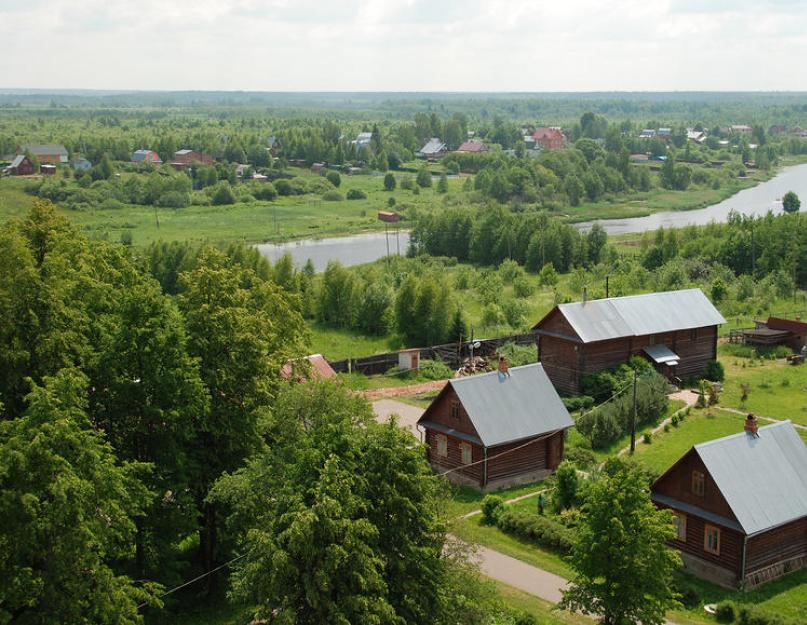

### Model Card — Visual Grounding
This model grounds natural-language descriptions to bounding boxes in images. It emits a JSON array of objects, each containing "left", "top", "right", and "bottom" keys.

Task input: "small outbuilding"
[
  {"left": 5, "top": 155, "right": 35, "bottom": 176},
  {"left": 132, "top": 149, "right": 162, "bottom": 164},
  {"left": 417, "top": 138, "right": 447, "bottom": 161},
  {"left": 72, "top": 156, "right": 92, "bottom": 172},
  {"left": 398, "top": 348, "right": 421, "bottom": 371},
  {"left": 417, "top": 363, "right": 574, "bottom": 490},
  {"left": 743, "top": 317, "right": 807, "bottom": 353},
  {"left": 280, "top": 354, "right": 337, "bottom": 382},
  {"left": 652, "top": 419, "right": 807, "bottom": 589},
  {"left": 456, "top": 140, "right": 488, "bottom": 153}
]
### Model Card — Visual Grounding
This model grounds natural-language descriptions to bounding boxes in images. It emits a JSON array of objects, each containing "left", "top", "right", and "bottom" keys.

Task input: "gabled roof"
[
  {"left": 419, "top": 363, "right": 573, "bottom": 447},
  {"left": 21, "top": 143, "right": 68, "bottom": 156},
  {"left": 175, "top": 149, "right": 194, "bottom": 155},
  {"left": 693, "top": 421, "right": 807, "bottom": 535},
  {"left": 419, "top": 138, "right": 446, "bottom": 155},
  {"left": 765, "top": 316, "right": 807, "bottom": 334},
  {"left": 281, "top": 354, "right": 336, "bottom": 382},
  {"left": 457, "top": 140, "right": 487, "bottom": 152},
  {"left": 535, "top": 288, "right": 726, "bottom": 343},
  {"left": 8, "top": 154, "right": 27, "bottom": 168}
]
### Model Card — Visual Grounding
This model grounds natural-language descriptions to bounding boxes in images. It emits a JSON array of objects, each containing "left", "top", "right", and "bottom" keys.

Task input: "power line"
[{"left": 138, "top": 553, "right": 246, "bottom": 610}]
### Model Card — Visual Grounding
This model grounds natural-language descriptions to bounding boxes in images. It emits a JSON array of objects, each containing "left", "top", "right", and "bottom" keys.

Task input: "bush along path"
[{"left": 616, "top": 390, "right": 700, "bottom": 458}]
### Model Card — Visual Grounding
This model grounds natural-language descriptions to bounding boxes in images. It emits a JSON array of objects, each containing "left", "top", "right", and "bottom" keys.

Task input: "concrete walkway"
[
  {"left": 371, "top": 399, "right": 424, "bottom": 438},
  {"left": 474, "top": 544, "right": 567, "bottom": 602}
]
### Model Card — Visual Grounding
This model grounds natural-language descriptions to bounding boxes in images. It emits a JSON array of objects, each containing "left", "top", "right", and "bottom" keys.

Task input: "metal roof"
[
  {"left": 7, "top": 154, "right": 26, "bottom": 168},
  {"left": 446, "top": 363, "right": 573, "bottom": 447},
  {"left": 21, "top": 143, "right": 68, "bottom": 156},
  {"left": 695, "top": 421, "right": 807, "bottom": 536},
  {"left": 552, "top": 289, "right": 726, "bottom": 343},
  {"left": 419, "top": 138, "right": 446, "bottom": 155},
  {"left": 651, "top": 493, "right": 743, "bottom": 533},
  {"left": 643, "top": 344, "right": 680, "bottom": 365}
]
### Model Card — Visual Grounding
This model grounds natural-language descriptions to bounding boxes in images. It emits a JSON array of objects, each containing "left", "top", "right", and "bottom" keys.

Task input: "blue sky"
[{"left": 1, "top": 0, "right": 805, "bottom": 91}]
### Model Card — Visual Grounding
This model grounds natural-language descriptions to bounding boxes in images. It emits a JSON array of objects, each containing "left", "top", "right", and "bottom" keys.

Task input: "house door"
[{"left": 411, "top": 353, "right": 419, "bottom": 369}]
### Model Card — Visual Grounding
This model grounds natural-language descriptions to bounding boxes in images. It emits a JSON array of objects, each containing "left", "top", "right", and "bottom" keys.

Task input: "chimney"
[
  {"left": 744, "top": 413, "right": 759, "bottom": 437},
  {"left": 583, "top": 287, "right": 588, "bottom": 305}
]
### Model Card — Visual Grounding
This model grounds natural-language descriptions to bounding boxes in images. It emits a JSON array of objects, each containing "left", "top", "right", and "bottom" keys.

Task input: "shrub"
[
  {"left": 416, "top": 167, "right": 432, "bottom": 188},
  {"left": 736, "top": 604, "right": 801, "bottom": 625},
  {"left": 322, "top": 190, "right": 344, "bottom": 201},
  {"left": 274, "top": 179, "right": 292, "bottom": 195},
  {"left": 158, "top": 190, "right": 190, "bottom": 208},
  {"left": 496, "top": 510, "right": 573, "bottom": 553},
  {"left": 513, "top": 275, "right": 534, "bottom": 298},
  {"left": 416, "top": 359, "right": 453, "bottom": 380},
  {"left": 663, "top": 423, "right": 670, "bottom": 432},
  {"left": 562, "top": 395, "right": 595, "bottom": 412},
  {"left": 481, "top": 495, "right": 505, "bottom": 525},
  {"left": 211, "top": 182, "right": 236, "bottom": 205},
  {"left": 705, "top": 360, "right": 725, "bottom": 382},
  {"left": 715, "top": 600, "right": 737, "bottom": 623},
  {"left": 553, "top": 460, "right": 579, "bottom": 511},
  {"left": 325, "top": 171, "right": 341, "bottom": 187},
  {"left": 643, "top": 432, "right": 652, "bottom": 444},
  {"left": 253, "top": 182, "right": 277, "bottom": 200},
  {"left": 673, "top": 577, "right": 701, "bottom": 609},
  {"left": 346, "top": 188, "right": 367, "bottom": 200}
]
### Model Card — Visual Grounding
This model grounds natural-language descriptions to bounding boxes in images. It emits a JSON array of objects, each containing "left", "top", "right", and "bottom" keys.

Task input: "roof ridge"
[
  {"left": 449, "top": 362, "right": 541, "bottom": 385},
  {"left": 695, "top": 420, "right": 791, "bottom": 449},
  {"left": 559, "top": 287, "right": 701, "bottom": 308}
]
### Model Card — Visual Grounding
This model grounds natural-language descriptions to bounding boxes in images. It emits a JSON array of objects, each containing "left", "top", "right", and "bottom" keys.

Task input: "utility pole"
[
  {"left": 605, "top": 275, "right": 609, "bottom": 298},
  {"left": 630, "top": 368, "right": 638, "bottom": 454}
]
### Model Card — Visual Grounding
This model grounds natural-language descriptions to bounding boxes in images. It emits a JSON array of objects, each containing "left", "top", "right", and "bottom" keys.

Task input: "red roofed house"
[
  {"left": 456, "top": 140, "right": 489, "bottom": 153},
  {"left": 281, "top": 354, "right": 337, "bottom": 383},
  {"left": 532, "top": 127, "right": 565, "bottom": 151},
  {"left": 172, "top": 149, "right": 215, "bottom": 166}
]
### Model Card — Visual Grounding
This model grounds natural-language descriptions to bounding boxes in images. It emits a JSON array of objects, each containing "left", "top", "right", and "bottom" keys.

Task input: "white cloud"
[{"left": 1, "top": 0, "right": 806, "bottom": 90}]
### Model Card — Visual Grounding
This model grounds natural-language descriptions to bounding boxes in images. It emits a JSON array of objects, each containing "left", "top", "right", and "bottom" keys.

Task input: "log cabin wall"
[
  {"left": 423, "top": 385, "right": 481, "bottom": 439},
  {"left": 424, "top": 430, "right": 483, "bottom": 484},
  {"left": 657, "top": 503, "right": 745, "bottom": 578},
  {"left": 746, "top": 517, "right": 807, "bottom": 574},
  {"left": 536, "top": 311, "right": 582, "bottom": 395},
  {"left": 485, "top": 432, "right": 559, "bottom": 482},
  {"left": 654, "top": 451, "right": 739, "bottom": 521}
]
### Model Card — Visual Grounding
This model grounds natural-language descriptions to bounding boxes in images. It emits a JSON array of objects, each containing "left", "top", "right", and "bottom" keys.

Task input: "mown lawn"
[
  {"left": 631, "top": 408, "right": 743, "bottom": 474},
  {"left": 492, "top": 581, "right": 590, "bottom": 625},
  {"left": 718, "top": 352, "right": 807, "bottom": 426},
  {"left": 447, "top": 480, "right": 551, "bottom": 519}
]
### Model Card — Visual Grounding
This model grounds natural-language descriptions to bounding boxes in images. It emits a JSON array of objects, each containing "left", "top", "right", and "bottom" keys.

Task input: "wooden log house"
[
  {"left": 651, "top": 419, "right": 807, "bottom": 589},
  {"left": 417, "top": 363, "right": 574, "bottom": 491},
  {"left": 533, "top": 288, "right": 726, "bottom": 394}
]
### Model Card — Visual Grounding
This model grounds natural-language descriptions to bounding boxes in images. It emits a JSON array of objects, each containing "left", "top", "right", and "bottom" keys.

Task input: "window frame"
[
  {"left": 450, "top": 400, "right": 461, "bottom": 420},
  {"left": 704, "top": 524, "right": 721, "bottom": 555},
  {"left": 672, "top": 511, "right": 687, "bottom": 542},
  {"left": 460, "top": 442, "right": 472, "bottom": 465},
  {"left": 436, "top": 434, "right": 448, "bottom": 457},
  {"left": 691, "top": 470, "right": 705, "bottom": 497}
]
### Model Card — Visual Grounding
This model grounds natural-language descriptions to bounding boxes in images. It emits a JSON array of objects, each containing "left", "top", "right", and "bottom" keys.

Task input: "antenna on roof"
[{"left": 583, "top": 287, "right": 588, "bottom": 305}]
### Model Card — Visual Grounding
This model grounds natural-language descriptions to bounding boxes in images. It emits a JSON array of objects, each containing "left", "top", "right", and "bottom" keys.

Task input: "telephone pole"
[{"left": 630, "top": 368, "right": 638, "bottom": 454}]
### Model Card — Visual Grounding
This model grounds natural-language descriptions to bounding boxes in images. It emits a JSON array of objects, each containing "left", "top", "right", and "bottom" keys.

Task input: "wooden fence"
[{"left": 330, "top": 331, "right": 538, "bottom": 376}]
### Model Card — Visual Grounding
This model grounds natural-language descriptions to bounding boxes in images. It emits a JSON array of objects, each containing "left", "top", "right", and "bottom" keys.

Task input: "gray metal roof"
[
  {"left": 643, "top": 344, "right": 680, "bottom": 365},
  {"left": 447, "top": 363, "right": 573, "bottom": 447},
  {"left": 21, "top": 143, "right": 68, "bottom": 156},
  {"left": 651, "top": 493, "right": 743, "bottom": 533},
  {"left": 419, "top": 138, "right": 446, "bottom": 155},
  {"left": 695, "top": 421, "right": 807, "bottom": 535},
  {"left": 553, "top": 289, "right": 726, "bottom": 343},
  {"left": 8, "top": 154, "right": 26, "bottom": 168}
]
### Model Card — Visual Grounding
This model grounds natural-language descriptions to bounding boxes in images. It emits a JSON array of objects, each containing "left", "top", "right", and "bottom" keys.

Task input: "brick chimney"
[{"left": 744, "top": 413, "right": 759, "bottom": 436}]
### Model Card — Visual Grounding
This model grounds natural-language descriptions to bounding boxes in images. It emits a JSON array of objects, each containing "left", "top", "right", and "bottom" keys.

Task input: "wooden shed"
[
  {"left": 417, "top": 363, "right": 573, "bottom": 490},
  {"left": 5, "top": 155, "right": 35, "bottom": 176},
  {"left": 651, "top": 420, "right": 807, "bottom": 589},
  {"left": 744, "top": 317, "right": 807, "bottom": 353},
  {"left": 533, "top": 289, "right": 725, "bottom": 394}
]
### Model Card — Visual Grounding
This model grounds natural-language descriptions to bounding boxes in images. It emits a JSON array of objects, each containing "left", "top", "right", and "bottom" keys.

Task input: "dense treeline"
[{"left": 0, "top": 201, "right": 538, "bottom": 625}]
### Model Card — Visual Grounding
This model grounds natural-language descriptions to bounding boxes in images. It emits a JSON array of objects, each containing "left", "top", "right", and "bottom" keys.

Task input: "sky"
[{"left": 1, "top": 0, "right": 806, "bottom": 92}]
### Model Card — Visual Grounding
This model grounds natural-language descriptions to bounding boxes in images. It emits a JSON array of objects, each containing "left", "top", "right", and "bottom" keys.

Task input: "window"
[
  {"left": 704, "top": 524, "right": 721, "bottom": 555},
  {"left": 690, "top": 328, "right": 698, "bottom": 341},
  {"left": 691, "top": 470, "right": 705, "bottom": 497},
  {"left": 450, "top": 400, "right": 460, "bottom": 420},
  {"left": 460, "top": 442, "right": 472, "bottom": 465},
  {"left": 436, "top": 434, "right": 447, "bottom": 457},
  {"left": 672, "top": 512, "right": 687, "bottom": 541},
  {"left": 649, "top": 335, "right": 656, "bottom": 345}
]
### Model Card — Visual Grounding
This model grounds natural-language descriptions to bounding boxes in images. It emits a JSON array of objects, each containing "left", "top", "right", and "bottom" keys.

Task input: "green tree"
[
  {"left": 318, "top": 261, "right": 358, "bottom": 328},
  {"left": 437, "top": 173, "right": 449, "bottom": 194},
  {"left": 553, "top": 460, "right": 579, "bottom": 511},
  {"left": 783, "top": 191, "right": 801, "bottom": 213},
  {"left": 273, "top": 252, "right": 298, "bottom": 292},
  {"left": 660, "top": 156, "right": 675, "bottom": 189},
  {"left": 178, "top": 248, "right": 307, "bottom": 574},
  {"left": 326, "top": 170, "right": 341, "bottom": 187},
  {"left": 416, "top": 166, "right": 432, "bottom": 188},
  {"left": 561, "top": 459, "right": 681, "bottom": 625},
  {"left": 384, "top": 172, "right": 396, "bottom": 191},
  {"left": 357, "top": 280, "right": 395, "bottom": 335},
  {"left": 211, "top": 181, "right": 236, "bottom": 205},
  {"left": 96, "top": 152, "right": 115, "bottom": 180},
  {"left": 212, "top": 382, "right": 447, "bottom": 625},
  {"left": 0, "top": 369, "right": 160, "bottom": 623}
]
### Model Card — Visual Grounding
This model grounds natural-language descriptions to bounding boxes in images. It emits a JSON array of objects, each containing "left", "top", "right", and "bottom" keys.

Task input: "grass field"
[
  {"left": 631, "top": 408, "right": 743, "bottom": 473},
  {"left": 447, "top": 480, "right": 551, "bottom": 518},
  {"left": 492, "top": 581, "right": 590, "bottom": 625},
  {"left": 718, "top": 350, "right": 807, "bottom": 426}
]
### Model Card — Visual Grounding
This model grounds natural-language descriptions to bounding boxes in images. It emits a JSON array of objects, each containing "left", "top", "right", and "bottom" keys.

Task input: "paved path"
[
  {"left": 474, "top": 544, "right": 567, "bottom": 602},
  {"left": 717, "top": 406, "right": 807, "bottom": 430},
  {"left": 360, "top": 379, "right": 447, "bottom": 400},
  {"left": 371, "top": 399, "right": 424, "bottom": 438}
]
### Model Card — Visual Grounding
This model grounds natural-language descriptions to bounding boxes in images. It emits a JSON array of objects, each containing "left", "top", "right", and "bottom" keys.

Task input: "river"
[{"left": 256, "top": 163, "right": 807, "bottom": 269}]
